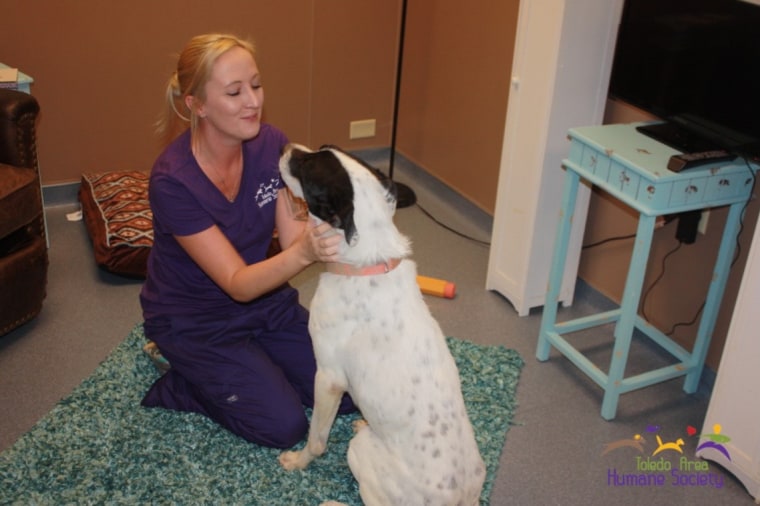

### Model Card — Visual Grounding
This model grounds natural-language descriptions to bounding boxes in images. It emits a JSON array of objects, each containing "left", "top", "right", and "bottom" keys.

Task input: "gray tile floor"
[{"left": 0, "top": 153, "right": 754, "bottom": 505}]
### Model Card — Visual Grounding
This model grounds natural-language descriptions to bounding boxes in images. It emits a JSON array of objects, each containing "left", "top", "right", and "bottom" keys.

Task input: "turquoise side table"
[{"left": 537, "top": 123, "right": 757, "bottom": 420}]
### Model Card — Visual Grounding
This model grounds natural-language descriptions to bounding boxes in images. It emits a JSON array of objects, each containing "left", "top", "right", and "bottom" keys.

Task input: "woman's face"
[{"left": 193, "top": 46, "right": 264, "bottom": 144}]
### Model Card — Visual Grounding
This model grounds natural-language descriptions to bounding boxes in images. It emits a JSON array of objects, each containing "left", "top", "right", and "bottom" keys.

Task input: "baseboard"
[
  {"left": 354, "top": 147, "right": 494, "bottom": 238},
  {"left": 42, "top": 181, "right": 80, "bottom": 207}
]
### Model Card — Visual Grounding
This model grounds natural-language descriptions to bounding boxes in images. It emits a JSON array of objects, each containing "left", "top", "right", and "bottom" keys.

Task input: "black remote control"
[{"left": 667, "top": 150, "right": 735, "bottom": 172}]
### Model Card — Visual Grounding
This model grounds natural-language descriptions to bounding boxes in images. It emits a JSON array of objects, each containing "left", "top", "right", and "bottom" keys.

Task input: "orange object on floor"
[{"left": 416, "top": 275, "right": 456, "bottom": 299}]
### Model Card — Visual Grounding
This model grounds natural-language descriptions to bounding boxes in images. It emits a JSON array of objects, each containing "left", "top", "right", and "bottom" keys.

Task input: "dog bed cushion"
[{"left": 79, "top": 171, "right": 152, "bottom": 278}]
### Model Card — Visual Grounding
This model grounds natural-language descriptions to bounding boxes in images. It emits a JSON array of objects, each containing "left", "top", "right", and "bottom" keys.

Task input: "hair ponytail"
[{"left": 155, "top": 71, "right": 191, "bottom": 147}]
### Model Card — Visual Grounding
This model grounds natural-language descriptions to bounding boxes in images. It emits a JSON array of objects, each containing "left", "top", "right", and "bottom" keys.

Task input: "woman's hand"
[
  {"left": 176, "top": 219, "right": 344, "bottom": 303},
  {"left": 275, "top": 191, "right": 343, "bottom": 266},
  {"left": 302, "top": 219, "right": 342, "bottom": 263}
]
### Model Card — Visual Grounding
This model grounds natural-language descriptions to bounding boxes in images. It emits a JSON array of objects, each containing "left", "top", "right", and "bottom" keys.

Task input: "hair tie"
[{"left": 168, "top": 72, "right": 190, "bottom": 122}]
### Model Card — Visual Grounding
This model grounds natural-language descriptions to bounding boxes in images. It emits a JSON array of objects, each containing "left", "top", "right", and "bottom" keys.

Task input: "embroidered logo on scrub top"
[{"left": 255, "top": 177, "right": 279, "bottom": 208}]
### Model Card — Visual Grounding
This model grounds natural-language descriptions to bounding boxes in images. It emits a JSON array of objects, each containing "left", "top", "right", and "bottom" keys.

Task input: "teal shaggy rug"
[{"left": 0, "top": 324, "right": 523, "bottom": 505}]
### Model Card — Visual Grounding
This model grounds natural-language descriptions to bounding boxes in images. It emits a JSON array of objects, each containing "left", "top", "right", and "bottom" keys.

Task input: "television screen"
[{"left": 608, "top": 0, "right": 760, "bottom": 159}]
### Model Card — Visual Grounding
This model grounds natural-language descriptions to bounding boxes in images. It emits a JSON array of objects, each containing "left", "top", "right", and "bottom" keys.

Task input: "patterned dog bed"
[{"left": 78, "top": 171, "right": 152, "bottom": 278}]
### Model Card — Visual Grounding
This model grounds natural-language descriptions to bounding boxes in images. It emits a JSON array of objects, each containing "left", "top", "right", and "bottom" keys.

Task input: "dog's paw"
[
  {"left": 278, "top": 450, "right": 308, "bottom": 471},
  {"left": 352, "top": 419, "right": 369, "bottom": 433}
]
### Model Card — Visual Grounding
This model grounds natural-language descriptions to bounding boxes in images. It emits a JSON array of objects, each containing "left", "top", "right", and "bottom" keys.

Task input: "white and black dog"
[{"left": 278, "top": 144, "right": 485, "bottom": 506}]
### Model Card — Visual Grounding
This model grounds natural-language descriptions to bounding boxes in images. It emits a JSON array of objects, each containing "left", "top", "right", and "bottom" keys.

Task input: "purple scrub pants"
[{"left": 141, "top": 287, "right": 354, "bottom": 448}]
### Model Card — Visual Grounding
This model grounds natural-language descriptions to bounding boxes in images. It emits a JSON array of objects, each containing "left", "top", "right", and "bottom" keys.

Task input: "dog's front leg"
[{"left": 279, "top": 368, "right": 345, "bottom": 471}]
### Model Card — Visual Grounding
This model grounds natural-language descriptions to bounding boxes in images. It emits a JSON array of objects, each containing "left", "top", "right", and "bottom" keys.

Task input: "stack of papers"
[{"left": 0, "top": 67, "right": 19, "bottom": 89}]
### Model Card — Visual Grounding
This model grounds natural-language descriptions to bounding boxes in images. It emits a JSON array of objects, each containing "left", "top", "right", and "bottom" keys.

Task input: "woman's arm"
[
  {"left": 175, "top": 191, "right": 340, "bottom": 302},
  {"left": 275, "top": 187, "right": 309, "bottom": 249}
]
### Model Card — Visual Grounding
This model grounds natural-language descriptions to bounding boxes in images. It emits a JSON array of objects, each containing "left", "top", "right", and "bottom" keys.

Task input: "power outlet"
[
  {"left": 698, "top": 210, "right": 710, "bottom": 235},
  {"left": 349, "top": 119, "right": 376, "bottom": 139}
]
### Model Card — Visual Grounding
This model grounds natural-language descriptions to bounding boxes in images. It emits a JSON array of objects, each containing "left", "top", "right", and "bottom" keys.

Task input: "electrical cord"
[
  {"left": 640, "top": 240, "right": 682, "bottom": 327},
  {"left": 729, "top": 158, "right": 757, "bottom": 268},
  {"left": 582, "top": 233, "right": 636, "bottom": 249},
  {"left": 648, "top": 156, "right": 757, "bottom": 335},
  {"left": 665, "top": 302, "right": 705, "bottom": 336},
  {"left": 581, "top": 157, "right": 757, "bottom": 335},
  {"left": 412, "top": 201, "right": 490, "bottom": 246}
]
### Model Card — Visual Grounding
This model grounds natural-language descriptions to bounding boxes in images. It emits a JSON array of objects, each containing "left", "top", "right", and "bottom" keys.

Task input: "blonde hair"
[{"left": 156, "top": 33, "right": 256, "bottom": 146}]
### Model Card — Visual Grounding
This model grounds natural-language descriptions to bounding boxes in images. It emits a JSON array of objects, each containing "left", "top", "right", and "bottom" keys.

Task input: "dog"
[{"left": 277, "top": 144, "right": 485, "bottom": 506}]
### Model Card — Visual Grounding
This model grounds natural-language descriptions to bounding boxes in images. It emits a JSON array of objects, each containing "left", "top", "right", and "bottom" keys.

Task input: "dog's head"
[{"left": 279, "top": 143, "right": 410, "bottom": 264}]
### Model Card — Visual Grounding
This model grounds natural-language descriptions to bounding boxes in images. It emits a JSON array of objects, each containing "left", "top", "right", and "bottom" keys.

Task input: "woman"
[{"left": 140, "top": 33, "right": 354, "bottom": 448}]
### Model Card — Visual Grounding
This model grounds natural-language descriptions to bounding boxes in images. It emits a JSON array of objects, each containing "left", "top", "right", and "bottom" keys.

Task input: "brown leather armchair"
[{"left": 0, "top": 88, "right": 48, "bottom": 336}]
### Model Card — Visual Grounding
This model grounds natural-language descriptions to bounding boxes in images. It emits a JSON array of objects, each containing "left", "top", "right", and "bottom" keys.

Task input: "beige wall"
[{"left": 0, "top": 1, "right": 399, "bottom": 184}]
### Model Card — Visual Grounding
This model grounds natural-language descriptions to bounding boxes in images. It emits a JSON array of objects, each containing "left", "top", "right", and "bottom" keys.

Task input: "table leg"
[
  {"left": 601, "top": 214, "right": 657, "bottom": 420},
  {"left": 537, "top": 169, "right": 580, "bottom": 361},
  {"left": 683, "top": 201, "right": 744, "bottom": 393}
]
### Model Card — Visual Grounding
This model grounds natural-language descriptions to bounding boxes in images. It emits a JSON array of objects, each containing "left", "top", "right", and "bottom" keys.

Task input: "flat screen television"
[{"left": 608, "top": 0, "right": 760, "bottom": 160}]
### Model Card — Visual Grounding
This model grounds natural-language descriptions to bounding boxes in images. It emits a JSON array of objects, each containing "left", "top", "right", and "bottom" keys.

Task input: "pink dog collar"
[{"left": 326, "top": 258, "right": 402, "bottom": 276}]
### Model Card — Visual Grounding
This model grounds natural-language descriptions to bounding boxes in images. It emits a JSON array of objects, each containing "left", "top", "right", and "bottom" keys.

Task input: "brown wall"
[
  {"left": 398, "top": 0, "right": 519, "bottom": 214},
  {"left": 579, "top": 99, "right": 760, "bottom": 370},
  {"left": 1, "top": 0, "right": 517, "bottom": 220},
  {"left": 0, "top": 1, "right": 399, "bottom": 185}
]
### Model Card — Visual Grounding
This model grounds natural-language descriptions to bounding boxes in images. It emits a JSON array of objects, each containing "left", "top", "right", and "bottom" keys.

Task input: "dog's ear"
[
  {"left": 298, "top": 151, "right": 357, "bottom": 244},
  {"left": 325, "top": 146, "right": 398, "bottom": 212}
]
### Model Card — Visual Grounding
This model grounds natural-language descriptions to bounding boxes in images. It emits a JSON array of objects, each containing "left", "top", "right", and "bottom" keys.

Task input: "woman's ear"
[{"left": 185, "top": 95, "right": 203, "bottom": 118}]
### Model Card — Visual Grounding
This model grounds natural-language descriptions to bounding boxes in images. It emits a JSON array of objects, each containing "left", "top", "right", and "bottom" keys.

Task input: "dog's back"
[{"left": 310, "top": 259, "right": 485, "bottom": 504}]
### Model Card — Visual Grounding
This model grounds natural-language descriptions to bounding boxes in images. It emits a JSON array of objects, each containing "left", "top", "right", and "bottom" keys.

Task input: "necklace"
[
  {"left": 195, "top": 147, "right": 242, "bottom": 203},
  {"left": 208, "top": 162, "right": 240, "bottom": 202}
]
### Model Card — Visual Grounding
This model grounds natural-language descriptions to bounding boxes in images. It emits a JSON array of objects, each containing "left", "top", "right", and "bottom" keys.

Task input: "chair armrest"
[{"left": 0, "top": 88, "right": 40, "bottom": 169}]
